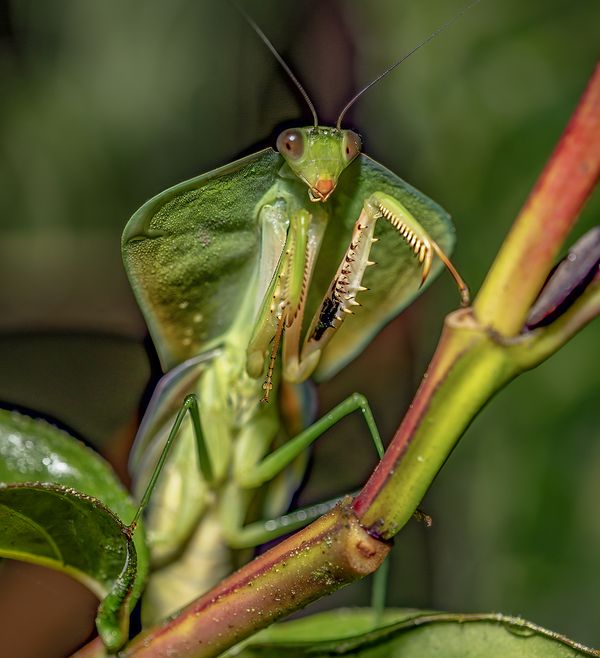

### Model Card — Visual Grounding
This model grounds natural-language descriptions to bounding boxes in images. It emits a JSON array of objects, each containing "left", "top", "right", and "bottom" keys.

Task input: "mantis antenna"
[
  {"left": 233, "top": 1, "right": 319, "bottom": 127},
  {"left": 336, "top": 0, "right": 484, "bottom": 129}
]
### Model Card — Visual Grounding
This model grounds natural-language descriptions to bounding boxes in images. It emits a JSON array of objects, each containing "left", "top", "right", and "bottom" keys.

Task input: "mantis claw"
[
  {"left": 430, "top": 240, "right": 471, "bottom": 306},
  {"left": 420, "top": 246, "right": 433, "bottom": 288},
  {"left": 375, "top": 196, "right": 469, "bottom": 306}
]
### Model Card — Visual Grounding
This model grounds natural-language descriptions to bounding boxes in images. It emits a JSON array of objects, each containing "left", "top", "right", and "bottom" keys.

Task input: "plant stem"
[
  {"left": 473, "top": 61, "right": 600, "bottom": 337},
  {"left": 121, "top": 501, "right": 388, "bottom": 658},
  {"left": 353, "top": 60, "right": 600, "bottom": 534}
]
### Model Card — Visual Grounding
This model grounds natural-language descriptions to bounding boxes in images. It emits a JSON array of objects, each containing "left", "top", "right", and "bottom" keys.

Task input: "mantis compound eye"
[
  {"left": 276, "top": 129, "right": 305, "bottom": 160},
  {"left": 342, "top": 130, "right": 361, "bottom": 161}
]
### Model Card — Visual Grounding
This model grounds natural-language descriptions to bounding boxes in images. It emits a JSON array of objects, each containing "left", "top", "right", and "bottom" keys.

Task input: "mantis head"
[
  {"left": 243, "top": 0, "right": 482, "bottom": 202},
  {"left": 276, "top": 127, "right": 361, "bottom": 202}
]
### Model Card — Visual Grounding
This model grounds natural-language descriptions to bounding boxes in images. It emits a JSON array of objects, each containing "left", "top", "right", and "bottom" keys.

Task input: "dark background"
[{"left": 0, "top": 1, "right": 598, "bottom": 656}]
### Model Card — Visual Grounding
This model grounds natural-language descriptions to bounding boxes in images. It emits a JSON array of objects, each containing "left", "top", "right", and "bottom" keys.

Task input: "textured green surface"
[
  {"left": 228, "top": 608, "right": 598, "bottom": 657},
  {"left": 122, "top": 148, "right": 283, "bottom": 370},
  {"left": 0, "top": 409, "right": 149, "bottom": 650}
]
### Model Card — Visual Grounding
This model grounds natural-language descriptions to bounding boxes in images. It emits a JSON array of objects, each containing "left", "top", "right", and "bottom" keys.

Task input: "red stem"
[
  {"left": 353, "top": 59, "right": 600, "bottom": 520},
  {"left": 473, "top": 60, "right": 600, "bottom": 336}
]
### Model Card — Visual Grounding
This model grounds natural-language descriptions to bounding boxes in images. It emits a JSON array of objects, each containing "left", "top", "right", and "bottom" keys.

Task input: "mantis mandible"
[{"left": 123, "top": 3, "right": 473, "bottom": 625}]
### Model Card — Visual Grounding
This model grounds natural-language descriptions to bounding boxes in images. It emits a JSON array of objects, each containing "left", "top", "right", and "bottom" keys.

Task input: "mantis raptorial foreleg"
[
  {"left": 247, "top": 201, "right": 328, "bottom": 397},
  {"left": 369, "top": 192, "right": 470, "bottom": 305},
  {"left": 296, "top": 193, "right": 470, "bottom": 375}
]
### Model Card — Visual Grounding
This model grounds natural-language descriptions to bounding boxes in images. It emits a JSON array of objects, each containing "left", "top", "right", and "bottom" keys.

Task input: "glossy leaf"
[
  {"left": 229, "top": 608, "right": 597, "bottom": 657},
  {"left": 0, "top": 409, "right": 149, "bottom": 650},
  {"left": 0, "top": 483, "right": 135, "bottom": 651}
]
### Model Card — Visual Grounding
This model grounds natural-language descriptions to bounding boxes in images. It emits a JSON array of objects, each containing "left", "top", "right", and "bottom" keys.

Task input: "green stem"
[
  {"left": 121, "top": 501, "right": 388, "bottom": 658},
  {"left": 352, "top": 276, "right": 600, "bottom": 535},
  {"left": 352, "top": 309, "right": 511, "bottom": 534},
  {"left": 352, "top": 61, "right": 600, "bottom": 534}
]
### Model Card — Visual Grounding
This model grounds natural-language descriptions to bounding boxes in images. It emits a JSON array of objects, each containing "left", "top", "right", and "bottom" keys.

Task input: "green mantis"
[{"left": 122, "top": 6, "right": 471, "bottom": 626}]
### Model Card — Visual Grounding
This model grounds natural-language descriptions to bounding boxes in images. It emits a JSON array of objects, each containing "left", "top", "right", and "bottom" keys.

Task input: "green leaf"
[
  {"left": 0, "top": 409, "right": 149, "bottom": 650},
  {"left": 228, "top": 608, "right": 597, "bottom": 657},
  {"left": 0, "top": 483, "right": 135, "bottom": 651}
]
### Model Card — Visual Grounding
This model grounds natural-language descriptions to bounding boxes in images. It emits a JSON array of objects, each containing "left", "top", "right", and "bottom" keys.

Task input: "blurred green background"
[{"left": 0, "top": 0, "right": 598, "bottom": 654}]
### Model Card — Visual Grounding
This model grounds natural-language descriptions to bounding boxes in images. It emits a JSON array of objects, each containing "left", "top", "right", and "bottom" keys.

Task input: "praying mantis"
[{"left": 123, "top": 4, "right": 472, "bottom": 626}]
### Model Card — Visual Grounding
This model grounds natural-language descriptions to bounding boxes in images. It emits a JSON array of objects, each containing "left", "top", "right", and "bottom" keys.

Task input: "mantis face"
[{"left": 276, "top": 127, "right": 362, "bottom": 202}]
